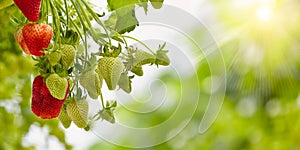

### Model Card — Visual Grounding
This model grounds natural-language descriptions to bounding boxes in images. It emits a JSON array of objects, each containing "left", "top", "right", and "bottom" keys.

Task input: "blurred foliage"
[
  {"left": 88, "top": 0, "right": 300, "bottom": 150},
  {"left": 1, "top": 0, "right": 300, "bottom": 150},
  {"left": 0, "top": 6, "right": 72, "bottom": 150}
]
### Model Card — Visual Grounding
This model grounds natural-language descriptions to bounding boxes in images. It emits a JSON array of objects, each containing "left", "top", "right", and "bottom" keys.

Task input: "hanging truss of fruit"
[{"left": 4, "top": 0, "right": 169, "bottom": 130}]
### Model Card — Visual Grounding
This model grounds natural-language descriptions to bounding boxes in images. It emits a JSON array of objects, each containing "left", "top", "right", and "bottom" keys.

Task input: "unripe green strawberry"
[
  {"left": 133, "top": 50, "right": 156, "bottom": 66},
  {"left": 46, "top": 74, "right": 69, "bottom": 100},
  {"left": 58, "top": 106, "right": 72, "bottom": 128},
  {"left": 118, "top": 73, "right": 131, "bottom": 93},
  {"left": 61, "top": 45, "right": 75, "bottom": 69},
  {"left": 79, "top": 70, "right": 102, "bottom": 99},
  {"left": 98, "top": 57, "right": 123, "bottom": 90},
  {"left": 131, "top": 65, "right": 143, "bottom": 76},
  {"left": 47, "top": 51, "right": 61, "bottom": 66},
  {"left": 66, "top": 99, "right": 88, "bottom": 128}
]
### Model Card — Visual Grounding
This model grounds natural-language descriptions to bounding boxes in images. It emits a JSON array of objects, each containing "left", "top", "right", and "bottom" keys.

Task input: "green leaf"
[
  {"left": 115, "top": 6, "right": 139, "bottom": 34},
  {"left": 150, "top": 0, "right": 164, "bottom": 9},
  {"left": 106, "top": 0, "right": 165, "bottom": 33},
  {"left": 118, "top": 73, "right": 132, "bottom": 93},
  {"left": 137, "top": 0, "right": 149, "bottom": 13},
  {"left": 107, "top": 0, "right": 139, "bottom": 10},
  {"left": 105, "top": 6, "right": 139, "bottom": 34},
  {"left": 111, "top": 36, "right": 124, "bottom": 43},
  {"left": 104, "top": 12, "right": 117, "bottom": 29}
]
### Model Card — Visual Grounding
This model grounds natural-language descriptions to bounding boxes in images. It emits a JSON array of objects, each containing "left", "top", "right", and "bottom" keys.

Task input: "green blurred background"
[{"left": 1, "top": 0, "right": 300, "bottom": 149}]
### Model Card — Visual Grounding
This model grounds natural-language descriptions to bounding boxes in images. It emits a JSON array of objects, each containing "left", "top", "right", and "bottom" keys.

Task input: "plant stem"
[
  {"left": 83, "top": 32, "right": 88, "bottom": 69},
  {"left": 81, "top": 0, "right": 112, "bottom": 47},
  {"left": 75, "top": 0, "right": 92, "bottom": 28},
  {"left": 122, "top": 35, "right": 155, "bottom": 55},
  {"left": 49, "top": 0, "right": 61, "bottom": 48},
  {"left": 69, "top": 0, "right": 88, "bottom": 31},
  {"left": 53, "top": 4, "right": 84, "bottom": 43},
  {"left": 63, "top": 0, "right": 69, "bottom": 31},
  {"left": 99, "top": 92, "right": 105, "bottom": 109},
  {"left": 120, "top": 35, "right": 128, "bottom": 47},
  {"left": 45, "top": 0, "right": 49, "bottom": 24}
]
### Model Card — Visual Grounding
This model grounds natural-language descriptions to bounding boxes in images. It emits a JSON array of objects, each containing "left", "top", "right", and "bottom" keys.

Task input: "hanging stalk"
[
  {"left": 40, "top": 0, "right": 46, "bottom": 23},
  {"left": 75, "top": 0, "right": 92, "bottom": 28},
  {"left": 83, "top": 31, "right": 89, "bottom": 69},
  {"left": 99, "top": 92, "right": 105, "bottom": 110},
  {"left": 69, "top": 0, "right": 89, "bottom": 31},
  {"left": 63, "top": 0, "right": 69, "bottom": 31},
  {"left": 122, "top": 35, "right": 156, "bottom": 55},
  {"left": 75, "top": 0, "right": 94, "bottom": 68},
  {"left": 53, "top": 3, "right": 84, "bottom": 43},
  {"left": 69, "top": 0, "right": 92, "bottom": 70},
  {"left": 49, "top": 0, "right": 61, "bottom": 49},
  {"left": 81, "top": 0, "right": 112, "bottom": 47},
  {"left": 52, "top": 0, "right": 90, "bottom": 98}
]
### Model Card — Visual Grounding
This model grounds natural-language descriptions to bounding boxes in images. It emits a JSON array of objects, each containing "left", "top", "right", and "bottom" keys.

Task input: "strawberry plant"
[{"left": 7, "top": 0, "right": 168, "bottom": 130}]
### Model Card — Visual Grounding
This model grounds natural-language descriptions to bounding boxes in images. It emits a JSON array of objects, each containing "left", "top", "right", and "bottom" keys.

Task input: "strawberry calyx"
[
  {"left": 100, "top": 44, "right": 122, "bottom": 58},
  {"left": 155, "top": 49, "right": 170, "bottom": 66}
]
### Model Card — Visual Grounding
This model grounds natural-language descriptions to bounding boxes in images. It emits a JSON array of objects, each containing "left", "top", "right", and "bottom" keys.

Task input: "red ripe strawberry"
[
  {"left": 13, "top": 0, "right": 41, "bottom": 22},
  {"left": 31, "top": 76, "right": 70, "bottom": 119},
  {"left": 14, "top": 27, "right": 30, "bottom": 55},
  {"left": 21, "top": 23, "right": 53, "bottom": 56}
]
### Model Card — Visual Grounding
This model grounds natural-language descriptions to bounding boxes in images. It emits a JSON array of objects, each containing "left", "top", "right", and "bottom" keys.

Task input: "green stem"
[
  {"left": 122, "top": 35, "right": 155, "bottom": 55},
  {"left": 122, "top": 36, "right": 128, "bottom": 47},
  {"left": 54, "top": 3, "right": 84, "bottom": 42},
  {"left": 40, "top": 0, "right": 45, "bottom": 23},
  {"left": 99, "top": 92, "right": 105, "bottom": 109},
  {"left": 83, "top": 32, "right": 88, "bottom": 69},
  {"left": 45, "top": 0, "right": 50, "bottom": 26},
  {"left": 63, "top": 0, "right": 69, "bottom": 31},
  {"left": 75, "top": 0, "right": 93, "bottom": 70},
  {"left": 49, "top": 0, "right": 61, "bottom": 48},
  {"left": 75, "top": 0, "right": 92, "bottom": 28},
  {"left": 81, "top": 0, "right": 112, "bottom": 46},
  {"left": 69, "top": 0, "right": 90, "bottom": 70},
  {"left": 69, "top": 0, "right": 88, "bottom": 31}
]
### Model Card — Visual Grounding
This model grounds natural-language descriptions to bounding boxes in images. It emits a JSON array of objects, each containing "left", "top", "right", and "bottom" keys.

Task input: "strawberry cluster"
[
  {"left": 13, "top": 0, "right": 51, "bottom": 56},
  {"left": 11, "top": 0, "right": 170, "bottom": 129},
  {"left": 13, "top": 1, "right": 72, "bottom": 119}
]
